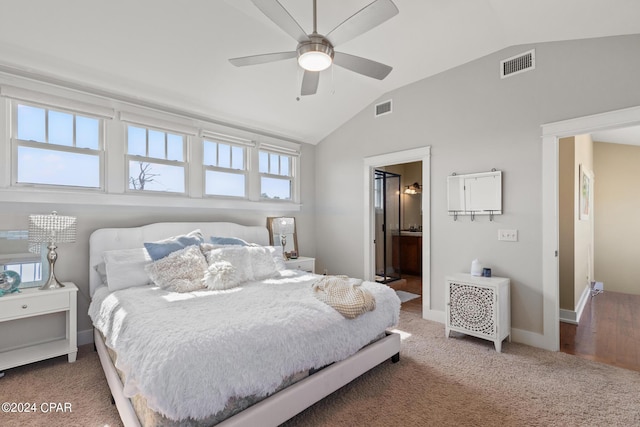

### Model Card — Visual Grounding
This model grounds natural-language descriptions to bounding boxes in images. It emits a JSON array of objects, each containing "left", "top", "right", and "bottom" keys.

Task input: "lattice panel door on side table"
[{"left": 445, "top": 273, "right": 510, "bottom": 352}]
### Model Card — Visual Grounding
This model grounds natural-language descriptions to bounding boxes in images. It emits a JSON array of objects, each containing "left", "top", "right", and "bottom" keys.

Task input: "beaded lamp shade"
[{"left": 28, "top": 211, "right": 77, "bottom": 253}]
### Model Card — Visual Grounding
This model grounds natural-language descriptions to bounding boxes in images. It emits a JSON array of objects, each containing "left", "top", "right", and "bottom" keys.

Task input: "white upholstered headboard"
[{"left": 88, "top": 222, "right": 270, "bottom": 296}]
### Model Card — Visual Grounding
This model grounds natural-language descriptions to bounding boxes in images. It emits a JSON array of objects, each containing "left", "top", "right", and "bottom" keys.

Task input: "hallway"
[{"left": 560, "top": 290, "right": 640, "bottom": 372}]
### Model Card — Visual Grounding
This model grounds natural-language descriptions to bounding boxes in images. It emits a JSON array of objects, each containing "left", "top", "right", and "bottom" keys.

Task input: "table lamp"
[{"left": 28, "top": 211, "right": 77, "bottom": 290}]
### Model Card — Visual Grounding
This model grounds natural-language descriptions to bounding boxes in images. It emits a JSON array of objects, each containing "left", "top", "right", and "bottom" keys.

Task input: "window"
[
  {"left": 126, "top": 125, "right": 186, "bottom": 193},
  {"left": 203, "top": 139, "right": 247, "bottom": 197},
  {"left": 259, "top": 150, "right": 293, "bottom": 200},
  {"left": 14, "top": 103, "right": 102, "bottom": 188}
]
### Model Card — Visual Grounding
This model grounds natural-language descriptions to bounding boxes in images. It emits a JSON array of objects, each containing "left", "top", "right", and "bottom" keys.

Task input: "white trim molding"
[
  {"left": 541, "top": 105, "right": 640, "bottom": 351},
  {"left": 363, "top": 147, "right": 432, "bottom": 319}
]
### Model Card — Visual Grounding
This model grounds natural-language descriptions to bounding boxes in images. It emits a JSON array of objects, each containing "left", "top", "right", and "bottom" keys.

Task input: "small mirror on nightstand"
[
  {"left": 267, "top": 217, "right": 298, "bottom": 259},
  {"left": 0, "top": 230, "right": 48, "bottom": 289}
]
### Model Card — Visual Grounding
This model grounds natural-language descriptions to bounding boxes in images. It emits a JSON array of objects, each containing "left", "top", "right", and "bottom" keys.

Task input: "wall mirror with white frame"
[{"left": 447, "top": 170, "right": 502, "bottom": 220}]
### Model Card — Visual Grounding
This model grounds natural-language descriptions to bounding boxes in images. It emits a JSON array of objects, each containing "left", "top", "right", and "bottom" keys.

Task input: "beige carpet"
[{"left": 2, "top": 311, "right": 640, "bottom": 426}]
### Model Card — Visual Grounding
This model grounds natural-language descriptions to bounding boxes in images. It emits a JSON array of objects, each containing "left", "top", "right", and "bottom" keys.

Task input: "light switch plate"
[{"left": 498, "top": 229, "right": 518, "bottom": 242}]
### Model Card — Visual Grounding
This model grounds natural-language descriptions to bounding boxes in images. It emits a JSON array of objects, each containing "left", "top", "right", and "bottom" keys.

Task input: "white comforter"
[{"left": 89, "top": 271, "right": 400, "bottom": 421}]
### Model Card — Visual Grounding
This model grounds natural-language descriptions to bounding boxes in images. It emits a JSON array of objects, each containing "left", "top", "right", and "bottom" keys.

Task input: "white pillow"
[
  {"left": 203, "top": 246, "right": 253, "bottom": 283},
  {"left": 266, "top": 246, "right": 287, "bottom": 271},
  {"left": 203, "top": 260, "right": 244, "bottom": 290},
  {"left": 248, "top": 246, "right": 279, "bottom": 280},
  {"left": 145, "top": 246, "right": 208, "bottom": 293},
  {"left": 102, "top": 247, "right": 152, "bottom": 292}
]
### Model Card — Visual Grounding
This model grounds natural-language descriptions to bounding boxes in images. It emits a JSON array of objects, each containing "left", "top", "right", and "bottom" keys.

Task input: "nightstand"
[
  {"left": 0, "top": 282, "right": 78, "bottom": 372},
  {"left": 284, "top": 257, "right": 315, "bottom": 273}
]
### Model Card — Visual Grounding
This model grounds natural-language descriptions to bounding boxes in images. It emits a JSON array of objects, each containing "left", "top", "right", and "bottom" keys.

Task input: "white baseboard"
[
  {"left": 77, "top": 328, "right": 94, "bottom": 346},
  {"left": 510, "top": 328, "right": 552, "bottom": 351},
  {"left": 422, "top": 309, "right": 445, "bottom": 324},
  {"left": 559, "top": 285, "right": 591, "bottom": 325},
  {"left": 420, "top": 310, "right": 553, "bottom": 351}
]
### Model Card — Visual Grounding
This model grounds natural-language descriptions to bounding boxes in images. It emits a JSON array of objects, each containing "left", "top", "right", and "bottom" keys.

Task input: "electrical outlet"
[{"left": 498, "top": 229, "right": 518, "bottom": 242}]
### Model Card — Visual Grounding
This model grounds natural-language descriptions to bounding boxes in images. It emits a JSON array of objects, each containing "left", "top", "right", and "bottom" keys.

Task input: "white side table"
[
  {"left": 284, "top": 257, "right": 315, "bottom": 273},
  {"left": 445, "top": 274, "right": 510, "bottom": 352},
  {"left": 0, "top": 282, "right": 78, "bottom": 372}
]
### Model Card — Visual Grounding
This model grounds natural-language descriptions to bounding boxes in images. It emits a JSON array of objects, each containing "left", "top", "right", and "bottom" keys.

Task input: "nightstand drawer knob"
[{"left": 22, "top": 304, "right": 28, "bottom": 309}]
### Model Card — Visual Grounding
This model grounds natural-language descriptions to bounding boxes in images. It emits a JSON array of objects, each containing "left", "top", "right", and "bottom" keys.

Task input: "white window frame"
[
  {"left": 258, "top": 144, "right": 298, "bottom": 202},
  {"left": 0, "top": 80, "right": 302, "bottom": 212},
  {"left": 11, "top": 101, "right": 105, "bottom": 190},
  {"left": 202, "top": 132, "right": 252, "bottom": 199},
  {"left": 124, "top": 123, "right": 188, "bottom": 195}
]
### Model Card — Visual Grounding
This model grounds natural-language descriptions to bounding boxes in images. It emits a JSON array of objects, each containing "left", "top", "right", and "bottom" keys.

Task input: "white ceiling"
[{"left": 1, "top": 0, "right": 640, "bottom": 144}]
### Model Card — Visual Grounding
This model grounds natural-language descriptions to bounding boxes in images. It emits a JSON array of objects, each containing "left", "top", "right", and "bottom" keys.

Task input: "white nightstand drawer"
[
  {"left": 284, "top": 257, "right": 315, "bottom": 273},
  {"left": 0, "top": 291, "right": 69, "bottom": 321}
]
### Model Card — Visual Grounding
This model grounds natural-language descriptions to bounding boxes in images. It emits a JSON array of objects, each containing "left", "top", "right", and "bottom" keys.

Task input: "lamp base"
[
  {"left": 40, "top": 275, "right": 65, "bottom": 290},
  {"left": 39, "top": 243, "right": 65, "bottom": 290}
]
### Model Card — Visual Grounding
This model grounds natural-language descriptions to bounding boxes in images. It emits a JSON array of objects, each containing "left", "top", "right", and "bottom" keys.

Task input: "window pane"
[
  {"left": 231, "top": 146, "right": 244, "bottom": 170},
  {"left": 203, "top": 141, "right": 218, "bottom": 166},
  {"left": 17, "top": 105, "right": 45, "bottom": 142},
  {"left": 261, "top": 177, "right": 291, "bottom": 200},
  {"left": 128, "top": 160, "right": 185, "bottom": 193},
  {"left": 167, "top": 133, "right": 183, "bottom": 161},
  {"left": 128, "top": 126, "right": 146, "bottom": 156},
  {"left": 17, "top": 146, "right": 100, "bottom": 187},
  {"left": 48, "top": 110, "right": 74, "bottom": 146},
  {"left": 259, "top": 151, "right": 269, "bottom": 173},
  {"left": 280, "top": 156, "right": 290, "bottom": 176},
  {"left": 205, "top": 170, "right": 245, "bottom": 197},
  {"left": 76, "top": 116, "right": 99, "bottom": 149},
  {"left": 148, "top": 129, "right": 165, "bottom": 159},
  {"left": 218, "top": 143, "right": 230, "bottom": 168},
  {"left": 269, "top": 153, "right": 279, "bottom": 174}
]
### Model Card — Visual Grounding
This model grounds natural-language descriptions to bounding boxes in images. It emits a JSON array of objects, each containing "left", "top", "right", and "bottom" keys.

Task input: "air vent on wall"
[
  {"left": 500, "top": 49, "right": 535, "bottom": 78},
  {"left": 375, "top": 100, "right": 392, "bottom": 117}
]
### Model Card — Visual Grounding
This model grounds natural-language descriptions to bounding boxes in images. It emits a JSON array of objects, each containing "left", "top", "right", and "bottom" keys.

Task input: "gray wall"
[
  {"left": 0, "top": 142, "right": 315, "bottom": 344},
  {"left": 314, "top": 34, "right": 640, "bottom": 335}
]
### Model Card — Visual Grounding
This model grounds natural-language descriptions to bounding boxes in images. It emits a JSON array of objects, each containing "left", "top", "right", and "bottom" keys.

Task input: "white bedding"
[{"left": 89, "top": 270, "right": 400, "bottom": 421}]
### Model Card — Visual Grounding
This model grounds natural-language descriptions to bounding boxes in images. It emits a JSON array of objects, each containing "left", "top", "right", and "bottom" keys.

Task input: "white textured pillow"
[
  {"left": 248, "top": 246, "right": 279, "bottom": 280},
  {"left": 203, "top": 260, "right": 244, "bottom": 290},
  {"left": 203, "top": 246, "right": 253, "bottom": 284},
  {"left": 145, "top": 245, "right": 208, "bottom": 293},
  {"left": 102, "top": 248, "right": 152, "bottom": 291},
  {"left": 266, "top": 246, "right": 287, "bottom": 271}
]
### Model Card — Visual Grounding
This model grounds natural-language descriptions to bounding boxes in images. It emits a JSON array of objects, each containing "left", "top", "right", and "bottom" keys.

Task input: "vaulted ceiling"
[{"left": 1, "top": 0, "right": 639, "bottom": 144}]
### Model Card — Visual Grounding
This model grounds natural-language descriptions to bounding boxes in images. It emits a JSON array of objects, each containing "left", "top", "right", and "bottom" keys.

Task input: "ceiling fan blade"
[
  {"left": 229, "top": 51, "right": 297, "bottom": 67},
  {"left": 251, "top": 0, "right": 310, "bottom": 43},
  {"left": 333, "top": 52, "right": 392, "bottom": 80},
  {"left": 301, "top": 70, "right": 319, "bottom": 96},
  {"left": 326, "top": 0, "right": 399, "bottom": 47}
]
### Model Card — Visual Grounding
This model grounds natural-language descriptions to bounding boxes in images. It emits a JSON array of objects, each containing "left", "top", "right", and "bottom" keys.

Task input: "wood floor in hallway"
[
  {"left": 560, "top": 290, "right": 640, "bottom": 372},
  {"left": 389, "top": 274, "right": 422, "bottom": 316}
]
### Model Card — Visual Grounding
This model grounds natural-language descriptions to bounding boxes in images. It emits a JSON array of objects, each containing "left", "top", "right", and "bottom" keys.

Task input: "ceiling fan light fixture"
[
  {"left": 297, "top": 38, "right": 334, "bottom": 72},
  {"left": 298, "top": 51, "right": 332, "bottom": 71}
]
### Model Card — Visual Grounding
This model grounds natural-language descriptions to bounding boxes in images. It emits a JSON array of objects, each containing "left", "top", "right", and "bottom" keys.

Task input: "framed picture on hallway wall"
[{"left": 579, "top": 164, "right": 593, "bottom": 221}]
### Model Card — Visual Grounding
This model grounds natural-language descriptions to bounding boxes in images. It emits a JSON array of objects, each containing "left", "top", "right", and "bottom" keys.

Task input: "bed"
[{"left": 88, "top": 222, "right": 401, "bottom": 427}]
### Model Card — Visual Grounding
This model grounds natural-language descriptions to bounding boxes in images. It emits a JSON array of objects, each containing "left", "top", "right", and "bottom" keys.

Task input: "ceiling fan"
[{"left": 229, "top": 0, "right": 399, "bottom": 96}]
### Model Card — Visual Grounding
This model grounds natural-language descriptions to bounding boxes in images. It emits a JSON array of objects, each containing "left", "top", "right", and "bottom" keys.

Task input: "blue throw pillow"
[
  {"left": 144, "top": 230, "right": 204, "bottom": 261},
  {"left": 210, "top": 236, "right": 249, "bottom": 246}
]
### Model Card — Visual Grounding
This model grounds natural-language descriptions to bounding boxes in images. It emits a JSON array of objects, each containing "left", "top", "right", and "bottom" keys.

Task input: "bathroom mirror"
[
  {"left": 447, "top": 170, "right": 502, "bottom": 218},
  {"left": 267, "top": 217, "right": 298, "bottom": 258},
  {"left": 0, "top": 230, "right": 47, "bottom": 288}
]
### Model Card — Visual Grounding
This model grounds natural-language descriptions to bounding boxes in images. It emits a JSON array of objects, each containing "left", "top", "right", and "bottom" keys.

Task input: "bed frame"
[{"left": 89, "top": 222, "right": 401, "bottom": 427}]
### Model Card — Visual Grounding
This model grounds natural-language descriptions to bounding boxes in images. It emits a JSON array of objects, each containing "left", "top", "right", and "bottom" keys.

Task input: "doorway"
[
  {"left": 363, "top": 147, "right": 432, "bottom": 319},
  {"left": 541, "top": 105, "right": 640, "bottom": 352}
]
